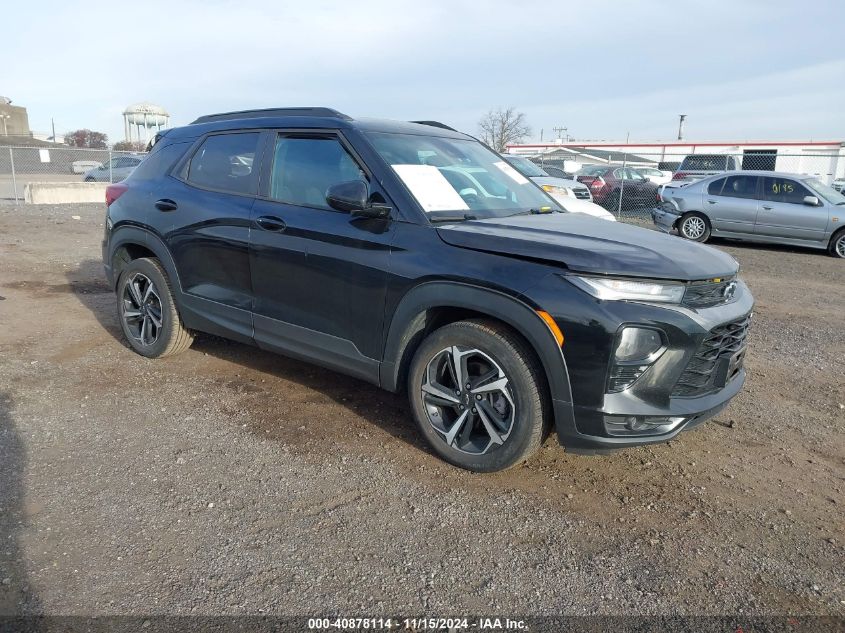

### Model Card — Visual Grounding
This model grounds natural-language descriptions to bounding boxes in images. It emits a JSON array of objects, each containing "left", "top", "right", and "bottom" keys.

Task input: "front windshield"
[
  {"left": 365, "top": 132, "right": 558, "bottom": 219},
  {"left": 503, "top": 155, "right": 548, "bottom": 178},
  {"left": 805, "top": 177, "right": 845, "bottom": 205}
]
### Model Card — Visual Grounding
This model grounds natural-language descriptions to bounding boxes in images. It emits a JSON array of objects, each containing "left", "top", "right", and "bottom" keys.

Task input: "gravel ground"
[{"left": 0, "top": 203, "right": 843, "bottom": 620}]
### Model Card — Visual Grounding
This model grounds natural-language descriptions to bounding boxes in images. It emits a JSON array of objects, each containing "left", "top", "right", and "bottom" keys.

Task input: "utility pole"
[
  {"left": 677, "top": 114, "right": 687, "bottom": 141},
  {"left": 52, "top": 118, "right": 57, "bottom": 143},
  {"left": 552, "top": 126, "right": 568, "bottom": 142}
]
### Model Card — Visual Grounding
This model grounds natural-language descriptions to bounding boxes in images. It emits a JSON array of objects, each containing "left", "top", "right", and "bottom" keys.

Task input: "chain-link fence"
[
  {"left": 527, "top": 150, "right": 845, "bottom": 221},
  {"left": 0, "top": 146, "right": 146, "bottom": 202}
]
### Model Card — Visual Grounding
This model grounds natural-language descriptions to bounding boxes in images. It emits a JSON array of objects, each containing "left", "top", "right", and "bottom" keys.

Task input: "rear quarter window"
[
  {"left": 707, "top": 178, "right": 726, "bottom": 195},
  {"left": 186, "top": 133, "right": 261, "bottom": 195},
  {"left": 126, "top": 142, "right": 192, "bottom": 181}
]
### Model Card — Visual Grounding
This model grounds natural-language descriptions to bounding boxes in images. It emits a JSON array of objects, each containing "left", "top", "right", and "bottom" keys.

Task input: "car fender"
[
  {"left": 107, "top": 225, "right": 183, "bottom": 298},
  {"left": 379, "top": 281, "right": 574, "bottom": 410}
]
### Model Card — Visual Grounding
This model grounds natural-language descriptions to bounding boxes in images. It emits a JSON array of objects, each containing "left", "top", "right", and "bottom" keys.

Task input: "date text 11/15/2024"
[{"left": 307, "top": 617, "right": 528, "bottom": 630}]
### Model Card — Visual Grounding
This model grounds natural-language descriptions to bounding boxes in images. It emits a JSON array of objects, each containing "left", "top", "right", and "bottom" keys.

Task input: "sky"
[{"left": 3, "top": 0, "right": 844, "bottom": 145}]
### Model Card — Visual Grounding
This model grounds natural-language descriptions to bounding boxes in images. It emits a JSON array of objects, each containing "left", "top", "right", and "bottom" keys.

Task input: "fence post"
[
  {"left": 108, "top": 150, "right": 113, "bottom": 183},
  {"left": 617, "top": 153, "right": 627, "bottom": 218},
  {"left": 9, "top": 147, "right": 18, "bottom": 203}
]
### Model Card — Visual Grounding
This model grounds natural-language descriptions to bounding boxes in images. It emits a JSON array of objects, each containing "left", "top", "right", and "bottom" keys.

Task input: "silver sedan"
[{"left": 652, "top": 170, "right": 845, "bottom": 258}]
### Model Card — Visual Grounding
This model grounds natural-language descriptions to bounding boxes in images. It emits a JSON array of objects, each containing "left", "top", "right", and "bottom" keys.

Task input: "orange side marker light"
[{"left": 536, "top": 310, "right": 564, "bottom": 347}]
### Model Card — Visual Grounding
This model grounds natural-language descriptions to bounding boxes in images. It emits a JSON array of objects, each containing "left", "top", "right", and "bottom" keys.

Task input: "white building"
[{"left": 507, "top": 140, "right": 845, "bottom": 184}]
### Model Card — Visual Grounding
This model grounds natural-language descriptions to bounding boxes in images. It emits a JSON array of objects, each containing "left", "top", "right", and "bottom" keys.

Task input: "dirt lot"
[{"left": 0, "top": 203, "right": 843, "bottom": 619}]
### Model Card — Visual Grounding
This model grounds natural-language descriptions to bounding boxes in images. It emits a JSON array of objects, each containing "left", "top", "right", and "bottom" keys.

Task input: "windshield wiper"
[
  {"left": 429, "top": 212, "right": 478, "bottom": 223},
  {"left": 507, "top": 208, "right": 555, "bottom": 217}
]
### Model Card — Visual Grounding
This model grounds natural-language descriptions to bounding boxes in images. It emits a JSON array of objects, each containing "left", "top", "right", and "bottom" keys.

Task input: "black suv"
[{"left": 102, "top": 107, "right": 753, "bottom": 472}]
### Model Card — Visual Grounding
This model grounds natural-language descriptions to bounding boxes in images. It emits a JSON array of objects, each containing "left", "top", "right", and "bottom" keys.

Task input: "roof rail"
[
  {"left": 410, "top": 120, "right": 458, "bottom": 132},
  {"left": 191, "top": 107, "right": 351, "bottom": 125}
]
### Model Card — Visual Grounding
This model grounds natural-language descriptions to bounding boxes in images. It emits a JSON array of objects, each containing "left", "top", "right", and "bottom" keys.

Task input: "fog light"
[
  {"left": 604, "top": 415, "right": 687, "bottom": 437},
  {"left": 615, "top": 327, "right": 663, "bottom": 362},
  {"left": 607, "top": 327, "right": 666, "bottom": 393}
]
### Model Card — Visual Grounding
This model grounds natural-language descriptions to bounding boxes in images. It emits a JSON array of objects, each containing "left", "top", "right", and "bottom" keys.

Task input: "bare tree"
[
  {"left": 478, "top": 107, "right": 531, "bottom": 152},
  {"left": 64, "top": 129, "right": 108, "bottom": 149}
]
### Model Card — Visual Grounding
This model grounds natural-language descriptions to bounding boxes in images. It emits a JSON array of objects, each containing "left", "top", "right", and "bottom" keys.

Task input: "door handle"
[
  {"left": 155, "top": 198, "right": 178, "bottom": 212},
  {"left": 762, "top": 205, "right": 773, "bottom": 210},
  {"left": 707, "top": 200, "right": 717, "bottom": 204},
  {"left": 256, "top": 216, "right": 287, "bottom": 232}
]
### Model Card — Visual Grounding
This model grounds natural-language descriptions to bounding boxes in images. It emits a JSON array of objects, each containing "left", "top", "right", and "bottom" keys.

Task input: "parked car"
[
  {"left": 84, "top": 155, "right": 144, "bottom": 182},
  {"left": 635, "top": 166, "right": 672, "bottom": 186},
  {"left": 103, "top": 107, "right": 753, "bottom": 472},
  {"left": 576, "top": 165, "right": 660, "bottom": 212},
  {"left": 502, "top": 155, "right": 592, "bottom": 200},
  {"left": 832, "top": 177, "right": 845, "bottom": 193},
  {"left": 501, "top": 155, "right": 613, "bottom": 221},
  {"left": 537, "top": 165, "right": 570, "bottom": 179},
  {"left": 653, "top": 170, "right": 845, "bottom": 257},
  {"left": 71, "top": 160, "right": 102, "bottom": 174},
  {"left": 672, "top": 154, "right": 740, "bottom": 184}
]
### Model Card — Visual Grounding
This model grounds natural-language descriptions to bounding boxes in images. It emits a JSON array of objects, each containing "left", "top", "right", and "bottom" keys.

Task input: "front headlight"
[
  {"left": 542, "top": 184, "right": 573, "bottom": 197},
  {"left": 569, "top": 276, "right": 685, "bottom": 304}
]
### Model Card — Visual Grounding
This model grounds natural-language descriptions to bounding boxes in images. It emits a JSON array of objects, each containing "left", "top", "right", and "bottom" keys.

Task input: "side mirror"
[
  {"left": 803, "top": 195, "right": 820, "bottom": 206},
  {"left": 326, "top": 180, "right": 391, "bottom": 219}
]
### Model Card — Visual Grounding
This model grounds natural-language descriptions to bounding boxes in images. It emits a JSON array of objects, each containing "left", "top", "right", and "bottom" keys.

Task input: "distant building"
[
  {"left": 507, "top": 139, "right": 845, "bottom": 183},
  {"left": 0, "top": 96, "right": 31, "bottom": 137}
]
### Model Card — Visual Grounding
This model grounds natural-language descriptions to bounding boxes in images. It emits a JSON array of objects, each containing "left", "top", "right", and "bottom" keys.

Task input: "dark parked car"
[
  {"left": 576, "top": 165, "right": 660, "bottom": 212},
  {"left": 102, "top": 107, "right": 753, "bottom": 472}
]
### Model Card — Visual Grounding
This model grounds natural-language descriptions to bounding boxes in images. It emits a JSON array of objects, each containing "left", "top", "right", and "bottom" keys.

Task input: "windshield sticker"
[
  {"left": 493, "top": 161, "right": 530, "bottom": 185},
  {"left": 391, "top": 164, "right": 469, "bottom": 212}
]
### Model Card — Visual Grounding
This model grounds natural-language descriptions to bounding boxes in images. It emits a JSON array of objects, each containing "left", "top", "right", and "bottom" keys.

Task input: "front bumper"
[
  {"left": 651, "top": 206, "right": 679, "bottom": 233},
  {"left": 550, "top": 281, "right": 754, "bottom": 452}
]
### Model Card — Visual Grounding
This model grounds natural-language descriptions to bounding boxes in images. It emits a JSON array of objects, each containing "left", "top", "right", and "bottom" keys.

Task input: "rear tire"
[
  {"left": 829, "top": 229, "right": 845, "bottom": 258},
  {"left": 116, "top": 257, "right": 193, "bottom": 358},
  {"left": 678, "top": 212, "right": 711, "bottom": 242},
  {"left": 407, "top": 319, "right": 549, "bottom": 472}
]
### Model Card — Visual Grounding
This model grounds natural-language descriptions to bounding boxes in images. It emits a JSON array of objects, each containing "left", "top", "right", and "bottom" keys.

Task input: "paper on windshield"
[
  {"left": 493, "top": 161, "right": 530, "bottom": 185},
  {"left": 391, "top": 164, "right": 469, "bottom": 212}
]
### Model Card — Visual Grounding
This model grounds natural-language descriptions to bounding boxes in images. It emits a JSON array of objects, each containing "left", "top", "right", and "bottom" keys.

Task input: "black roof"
[
  {"left": 172, "top": 108, "right": 470, "bottom": 141},
  {"left": 191, "top": 107, "right": 351, "bottom": 124}
]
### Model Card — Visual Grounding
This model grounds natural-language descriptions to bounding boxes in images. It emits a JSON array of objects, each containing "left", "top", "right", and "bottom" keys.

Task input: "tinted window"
[
  {"left": 680, "top": 155, "right": 728, "bottom": 171},
  {"left": 762, "top": 177, "right": 812, "bottom": 205},
  {"left": 720, "top": 175, "right": 759, "bottom": 199},
  {"left": 579, "top": 165, "right": 608, "bottom": 176},
  {"left": 270, "top": 136, "right": 365, "bottom": 209},
  {"left": 187, "top": 133, "right": 260, "bottom": 195},
  {"left": 707, "top": 178, "right": 726, "bottom": 195}
]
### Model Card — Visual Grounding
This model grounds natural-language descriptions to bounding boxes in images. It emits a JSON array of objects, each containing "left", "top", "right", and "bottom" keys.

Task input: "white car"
[
  {"left": 83, "top": 155, "right": 144, "bottom": 182},
  {"left": 832, "top": 177, "right": 845, "bottom": 193},
  {"left": 635, "top": 167, "right": 672, "bottom": 186},
  {"left": 503, "top": 155, "right": 614, "bottom": 221}
]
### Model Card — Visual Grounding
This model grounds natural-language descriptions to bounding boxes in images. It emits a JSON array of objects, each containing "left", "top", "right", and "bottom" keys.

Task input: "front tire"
[
  {"left": 678, "top": 212, "right": 711, "bottom": 242},
  {"left": 407, "top": 319, "right": 549, "bottom": 472},
  {"left": 116, "top": 257, "right": 193, "bottom": 358},
  {"left": 829, "top": 229, "right": 845, "bottom": 258}
]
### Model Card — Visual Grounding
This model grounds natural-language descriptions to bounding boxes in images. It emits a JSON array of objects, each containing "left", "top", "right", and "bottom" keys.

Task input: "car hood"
[{"left": 436, "top": 213, "right": 739, "bottom": 280}]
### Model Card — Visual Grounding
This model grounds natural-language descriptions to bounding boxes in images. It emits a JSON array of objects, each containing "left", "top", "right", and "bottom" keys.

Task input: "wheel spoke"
[
  {"left": 478, "top": 400, "right": 510, "bottom": 433},
  {"left": 470, "top": 376, "right": 508, "bottom": 395},
  {"left": 147, "top": 308, "right": 162, "bottom": 329},
  {"left": 444, "top": 409, "right": 471, "bottom": 446},
  {"left": 475, "top": 404, "right": 505, "bottom": 446},
  {"left": 123, "top": 309, "right": 142, "bottom": 321},
  {"left": 422, "top": 381, "right": 460, "bottom": 405},
  {"left": 143, "top": 282, "right": 155, "bottom": 302},
  {"left": 128, "top": 279, "right": 144, "bottom": 307},
  {"left": 448, "top": 346, "right": 466, "bottom": 390},
  {"left": 140, "top": 316, "right": 151, "bottom": 345}
]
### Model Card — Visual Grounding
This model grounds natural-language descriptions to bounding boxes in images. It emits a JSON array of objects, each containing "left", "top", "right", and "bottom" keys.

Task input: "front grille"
[
  {"left": 573, "top": 187, "right": 591, "bottom": 199},
  {"left": 682, "top": 278, "right": 738, "bottom": 308},
  {"left": 672, "top": 314, "right": 751, "bottom": 397}
]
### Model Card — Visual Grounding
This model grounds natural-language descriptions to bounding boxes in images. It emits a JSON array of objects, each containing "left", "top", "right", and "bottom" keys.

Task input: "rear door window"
[
  {"left": 707, "top": 178, "right": 726, "bottom": 195},
  {"left": 187, "top": 133, "right": 261, "bottom": 195},
  {"left": 720, "top": 175, "right": 759, "bottom": 199},
  {"left": 762, "top": 177, "right": 812, "bottom": 205}
]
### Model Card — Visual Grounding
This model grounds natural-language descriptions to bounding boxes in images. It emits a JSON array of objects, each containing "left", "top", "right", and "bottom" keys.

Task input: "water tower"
[{"left": 123, "top": 102, "right": 169, "bottom": 143}]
